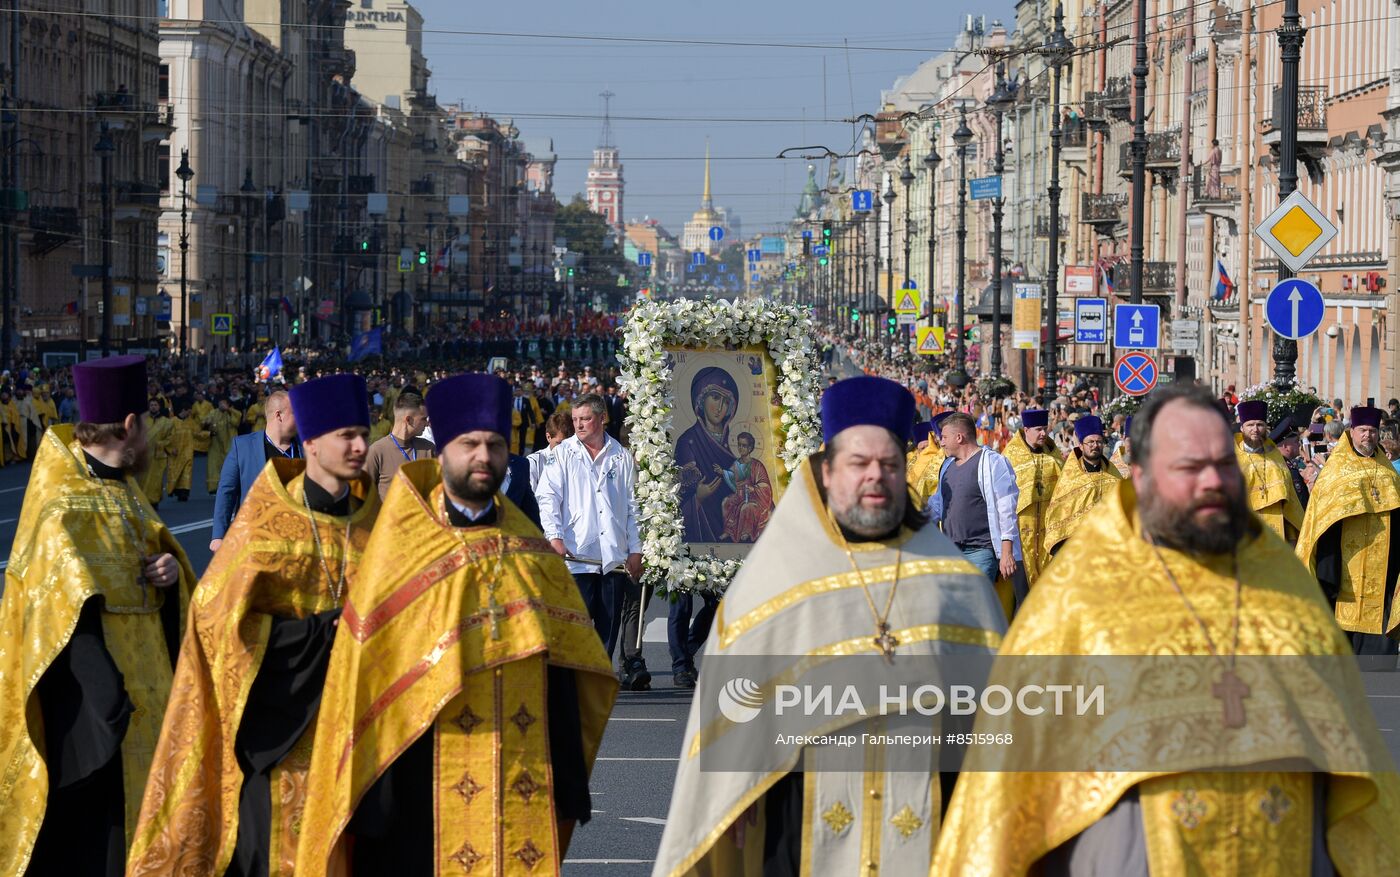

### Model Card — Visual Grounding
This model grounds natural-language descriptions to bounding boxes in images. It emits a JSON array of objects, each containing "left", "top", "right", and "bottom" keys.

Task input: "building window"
[
  {"left": 158, "top": 143, "right": 170, "bottom": 192},
  {"left": 158, "top": 64, "right": 169, "bottom": 101}
]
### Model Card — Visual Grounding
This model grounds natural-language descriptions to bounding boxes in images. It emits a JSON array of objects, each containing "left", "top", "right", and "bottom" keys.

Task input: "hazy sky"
[{"left": 413, "top": 0, "right": 1017, "bottom": 237}]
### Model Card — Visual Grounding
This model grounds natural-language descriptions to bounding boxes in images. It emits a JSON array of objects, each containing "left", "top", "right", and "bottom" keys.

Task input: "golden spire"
[{"left": 702, "top": 140, "right": 712, "bottom": 208}]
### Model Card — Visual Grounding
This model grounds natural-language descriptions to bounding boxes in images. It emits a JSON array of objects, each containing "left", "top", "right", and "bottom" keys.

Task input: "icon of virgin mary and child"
[{"left": 674, "top": 366, "right": 774, "bottom": 544}]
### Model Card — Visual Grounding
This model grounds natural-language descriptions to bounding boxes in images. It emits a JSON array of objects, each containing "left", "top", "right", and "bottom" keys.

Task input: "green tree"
[{"left": 555, "top": 194, "right": 626, "bottom": 285}]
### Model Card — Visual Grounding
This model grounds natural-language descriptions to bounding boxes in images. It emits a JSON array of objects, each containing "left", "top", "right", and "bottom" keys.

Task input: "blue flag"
[
  {"left": 349, "top": 327, "right": 382, "bottom": 363},
  {"left": 256, "top": 347, "right": 282, "bottom": 381}
]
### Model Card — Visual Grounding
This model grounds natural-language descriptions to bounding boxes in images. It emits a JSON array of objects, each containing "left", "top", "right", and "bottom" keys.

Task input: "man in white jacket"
[{"left": 928, "top": 412, "right": 1022, "bottom": 585}]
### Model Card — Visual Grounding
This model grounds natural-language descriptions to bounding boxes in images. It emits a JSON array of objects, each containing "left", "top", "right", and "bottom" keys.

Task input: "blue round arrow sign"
[{"left": 1264, "top": 278, "right": 1324, "bottom": 340}]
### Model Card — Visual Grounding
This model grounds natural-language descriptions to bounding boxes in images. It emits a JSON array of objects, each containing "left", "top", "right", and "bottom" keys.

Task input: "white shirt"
[
  {"left": 536, "top": 434, "right": 641, "bottom": 575},
  {"left": 527, "top": 446, "right": 557, "bottom": 492}
]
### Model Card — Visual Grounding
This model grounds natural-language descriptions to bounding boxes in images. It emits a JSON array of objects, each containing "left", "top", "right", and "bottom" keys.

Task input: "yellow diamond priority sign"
[
  {"left": 1254, "top": 190, "right": 1337, "bottom": 273},
  {"left": 915, "top": 326, "right": 945, "bottom": 356}
]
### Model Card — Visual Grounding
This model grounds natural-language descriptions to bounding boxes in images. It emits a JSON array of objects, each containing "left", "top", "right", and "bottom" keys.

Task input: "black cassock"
[
  {"left": 344, "top": 500, "right": 591, "bottom": 875},
  {"left": 27, "top": 454, "right": 182, "bottom": 877}
]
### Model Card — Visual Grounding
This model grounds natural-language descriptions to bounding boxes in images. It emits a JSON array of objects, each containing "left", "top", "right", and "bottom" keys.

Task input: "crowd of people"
[{"left": 3, "top": 317, "right": 1400, "bottom": 875}]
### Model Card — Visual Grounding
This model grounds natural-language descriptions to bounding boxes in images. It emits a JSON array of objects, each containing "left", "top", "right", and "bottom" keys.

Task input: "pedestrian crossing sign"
[
  {"left": 915, "top": 326, "right": 945, "bottom": 355},
  {"left": 211, "top": 313, "right": 233, "bottom": 336},
  {"left": 895, "top": 290, "right": 920, "bottom": 314}
]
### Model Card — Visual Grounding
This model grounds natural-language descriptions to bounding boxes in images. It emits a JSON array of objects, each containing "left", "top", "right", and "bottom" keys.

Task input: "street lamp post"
[
  {"left": 240, "top": 168, "right": 255, "bottom": 354},
  {"left": 987, "top": 61, "right": 1017, "bottom": 380},
  {"left": 175, "top": 149, "right": 194, "bottom": 356},
  {"left": 424, "top": 211, "right": 436, "bottom": 333},
  {"left": 950, "top": 106, "right": 974, "bottom": 388},
  {"left": 1043, "top": 3, "right": 1073, "bottom": 398},
  {"left": 1272, "top": 0, "right": 1304, "bottom": 388},
  {"left": 397, "top": 206, "right": 406, "bottom": 331},
  {"left": 883, "top": 179, "right": 896, "bottom": 359},
  {"left": 1129, "top": 0, "right": 1147, "bottom": 304},
  {"left": 900, "top": 157, "right": 915, "bottom": 353},
  {"left": 95, "top": 125, "right": 115, "bottom": 357},
  {"left": 923, "top": 127, "right": 942, "bottom": 348}
]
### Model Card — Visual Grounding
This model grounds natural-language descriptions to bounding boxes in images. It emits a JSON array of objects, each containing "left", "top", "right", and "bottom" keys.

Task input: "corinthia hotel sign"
[{"left": 348, "top": 10, "right": 406, "bottom": 28}]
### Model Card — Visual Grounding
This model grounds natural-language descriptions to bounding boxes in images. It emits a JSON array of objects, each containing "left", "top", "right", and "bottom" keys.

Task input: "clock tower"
[{"left": 586, "top": 91, "right": 625, "bottom": 231}]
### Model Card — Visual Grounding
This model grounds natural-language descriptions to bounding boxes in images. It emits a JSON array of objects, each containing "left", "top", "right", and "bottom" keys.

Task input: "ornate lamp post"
[
  {"left": 1042, "top": 3, "right": 1073, "bottom": 397},
  {"left": 923, "top": 125, "right": 942, "bottom": 343},
  {"left": 986, "top": 61, "right": 1017, "bottom": 379},
  {"left": 1272, "top": 0, "right": 1305, "bottom": 388},
  {"left": 882, "top": 178, "right": 896, "bottom": 358},
  {"left": 899, "top": 157, "right": 915, "bottom": 353},
  {"left": 240, "top": 168, "right": 256, "bottom": 353},
  {"left": 95, "top": 124, "right": 115, "bottom": 357},
  {"left": 175, "top": 149, "right": 194, "bottom": 355},
  {"left": 950, "top": 106, "right": 974, "bottom": 388}
]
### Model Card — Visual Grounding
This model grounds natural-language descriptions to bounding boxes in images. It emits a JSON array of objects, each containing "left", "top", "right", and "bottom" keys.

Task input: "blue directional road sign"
[
  {"left": 1115, "top": 352, "right": 1159, "bottom": 397},
  {"left": 747, "top": 248, "right": 761, "bottom": 262},
  {"left": 637, "top": 252, "right": 652, "bottom": 267},
  {"left": 801, "top": 229, "right": 813, "bottom": 240},
  {"left": 852, "top": 190, "right": 874, "bottom": 212},
  {"left": 751, "top": 273, "right": 760, "bottom": 281},
  {"left": 969, "top": 176, "right": 1003, "bottom": 200},
  {"left": 1265, "top": 277, "right": 1325, "bottom": 340},
  {"left": 692, "top": 252, "right": 706, "bottom": 266},
  {"left": 709, "top": 226, "right": 725, "bottom": 242},
  {"left": 1075, "top": 297, "right": 1107, "bottom": 344},
  {"left": 901, "top": 279, "right": 917, "bottom": 290},
  {"left": 1113, "top": 303, "right": 1160, "bottom": 350},
  {"left": 814, "top": 245, "right": 829, "bottom": 256}
]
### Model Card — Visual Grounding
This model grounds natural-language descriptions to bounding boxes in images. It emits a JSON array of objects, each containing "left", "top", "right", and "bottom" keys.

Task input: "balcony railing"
[
  {"left": 1034, "top": 214, "right": 1067, "bottom": 238},
  {"left": 409, "top": 177, "right": 435, "bottom": 196},
  {"left": 1147, "top": 128, "right": 1181, "bottom": 167},
  {"left": 1081, "top": 192, "right": 1126, "bottom": 224},
  {"left": 1143, "top": 261, "right": 1176, "bottom": 293},
  {"left": 1264, "top": 85, "right": 1326, "bottom": 132},
  {"left": 115, "top": 180, "right": 161, "bottom": 207},
  {"left": 348, "top": 174, "right": 376, "bottom": 195},
  {"left": 1190, "top": 166, "right": 1238, "bottom": 204}
]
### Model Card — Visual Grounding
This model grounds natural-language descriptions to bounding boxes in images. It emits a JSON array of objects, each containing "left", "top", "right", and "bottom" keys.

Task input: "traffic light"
[
  {"left": 291, "top": 317, "right": 300, "bottom": 335},
  {"left": 359, "top": 236, "right": 370, "bottom": 252},
  {"left": 887, "top": 313, "right": 897, "bottom": 334},
  {"left": 819, "top": 254, "right": 829, "bottom": 267},
  {"left": 822, "top": 221, "right": 832, "bottom": 244},
  {"left": 567, "top": 267, "right": 575, "bottom": 277},
  {"left": 850, "top": 306, "right": 859, "bottom": 323},
  {"left": 416, "top": 246, "right": 428, "bottom": 266},
  {"left": 802, "top": 236, "right": 811, "bottom": 257}
]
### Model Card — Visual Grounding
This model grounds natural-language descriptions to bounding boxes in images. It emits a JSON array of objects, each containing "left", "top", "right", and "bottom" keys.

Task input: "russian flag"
[
  {"left": 1215, "top": 260, "right": 1235, "bottom": 300},
  {"left": 433, "top": 244, "right": 451, "bottom": 275},
  {"left": 1100, "top": 259, "right": 1115, "bottom": 295}
]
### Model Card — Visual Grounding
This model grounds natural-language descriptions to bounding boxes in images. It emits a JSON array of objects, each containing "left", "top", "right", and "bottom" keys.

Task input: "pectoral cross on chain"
[
  {"left": 486, "top": 590, "right": 507, "bottom": 640},
  {"left": 1212, "top": 669, "right": 1250, "bottom": 729},
  {"left": 873, "top": 622, "right": 899, "bottom": 664}
]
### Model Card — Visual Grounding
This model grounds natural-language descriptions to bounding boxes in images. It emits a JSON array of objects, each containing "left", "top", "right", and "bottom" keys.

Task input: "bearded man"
[
  {"left": 1003, "top": 408, "right": 1064, "bottom": 589},
  {"left": 1296, "top": 406, "right": 1400, "bottom": 657},
  {"left": 934, "top": 383, "right": 1400, "bottom": 876},
  {"left": 294, "top": 373, "right": 617, "bottom": 876},
  {"left": 653, "top": 376, "right": 1006, "bottom": 877},
  {"left": 0, "top": 355, "right": 195, "bottom": 875},
  {"left": 1041, "top": 414, "right": 1122, "bottom": 563},
  {"left": 1234, "top": 400, "right": 1305, "bottom": 544}
]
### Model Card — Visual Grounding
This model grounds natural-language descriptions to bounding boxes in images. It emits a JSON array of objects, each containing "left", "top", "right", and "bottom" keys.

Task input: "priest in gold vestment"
[
  {"left": 128, "top": 374, "right": 380, "bottom": 877},
  {"left": 1003, "top": 408, "right": 1063, "bottom": 589},
  {"left": 0, "top": 355, "right": 195, "bottom": 876},
  {"left": 933, "top": 384, "right": 1400, "bottom": 876},
  {"left": 294, "top": 373, "right": 617, "bottom": 876},
  {"left": 1041, "top": 414, "right": 1121, "bottom": 563},
  {"left": 1295, "top": 405, "right": 1400, "bottom": 657},
  {"left": 906, "top": 411, "right": 952, "bottom": 508},
  {"left": 1234, "top": 400, "right": 1305, "bottom": 544},
  {"left": 654, "top": 377, "right": 1007, "bottom": 877}
]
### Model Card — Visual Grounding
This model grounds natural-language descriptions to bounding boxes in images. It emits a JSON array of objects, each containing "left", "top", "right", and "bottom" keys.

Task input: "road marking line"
[
  {"left": 607, "top": 717, "right": 677, "bottom": 722},
  {"left": 0, "top": 486, "right": 24, "bottom": 494},
  {"left": 0, "top": 518, "right": 15, "bottom": 525},
  {"left": 168, "top": 519, "right": 213, "bottom": 535},
  {"left": 595, "top": 757, "right": 679, "bottom": 762},
  {"left": 619, "top": 817, "right": 667, "bottom": 826}
]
